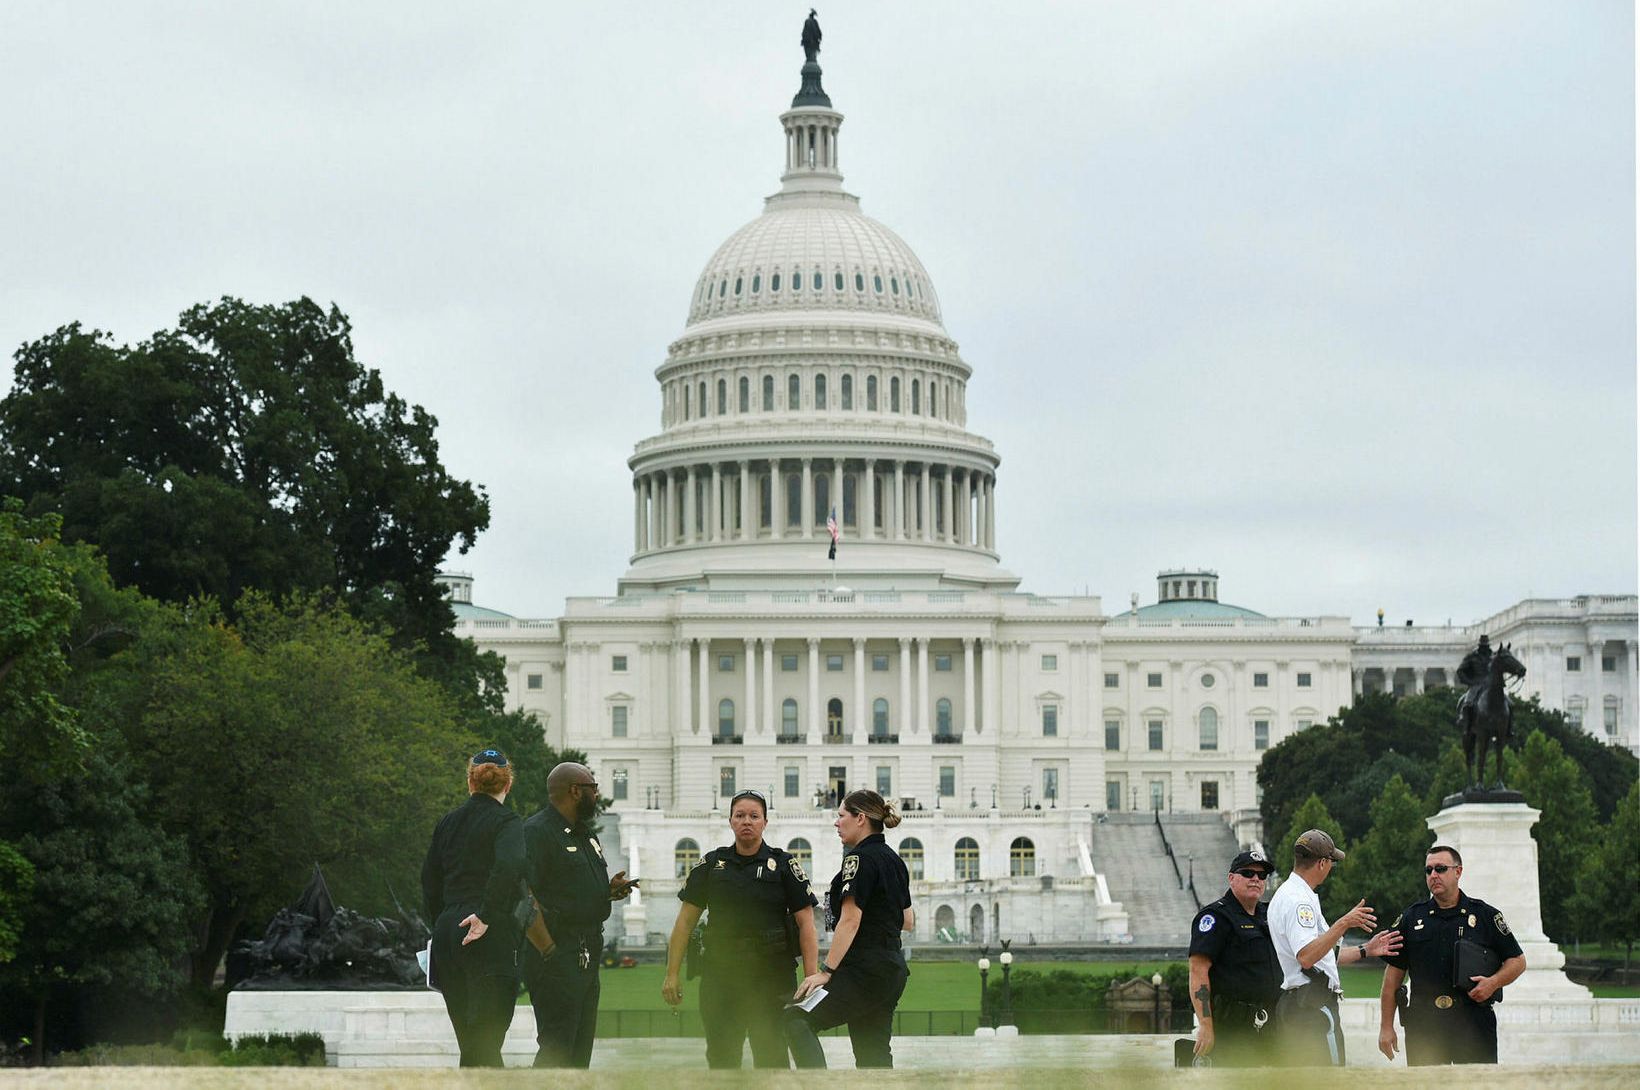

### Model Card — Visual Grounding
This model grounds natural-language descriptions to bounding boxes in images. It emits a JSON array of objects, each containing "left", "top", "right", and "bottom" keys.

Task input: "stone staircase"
[{"left": 1088, "top": 812, "right": 1242, "bottom": 945}]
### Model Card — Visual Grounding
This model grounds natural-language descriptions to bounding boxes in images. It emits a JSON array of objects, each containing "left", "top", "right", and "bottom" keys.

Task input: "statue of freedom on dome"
[{"left": 802, "top": 10, "right": 822, "bottom": 63}]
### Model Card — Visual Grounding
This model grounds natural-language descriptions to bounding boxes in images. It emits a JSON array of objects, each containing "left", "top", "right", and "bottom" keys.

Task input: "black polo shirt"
[
  {"left": 826, "top": 832, "right": 911, "bottom": 954},
  {"left": 1189, "top": 890, "right": 1282, "bottom": 1009},
  {"left": 680, "top": 841, "right": 816, "bottom": 963},
  {"left": 523, "top": 809, "right": 612, "bottom": 941},
  {"left": 1384, "top": 891, "right": 1523, "bottom": 1007}
]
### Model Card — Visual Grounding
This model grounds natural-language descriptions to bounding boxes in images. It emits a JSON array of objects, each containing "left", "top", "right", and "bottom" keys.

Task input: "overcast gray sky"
[{"left": 2, "top": 1, "right": 1634, "bottom": 625}]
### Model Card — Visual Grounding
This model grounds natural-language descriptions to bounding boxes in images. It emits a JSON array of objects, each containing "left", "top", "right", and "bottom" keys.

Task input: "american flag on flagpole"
[{"left": 826, "top": 507, "right": 839, "bottom": 560}]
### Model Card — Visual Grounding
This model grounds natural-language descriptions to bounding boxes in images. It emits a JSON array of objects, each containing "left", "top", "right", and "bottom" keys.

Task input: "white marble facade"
[{"left": 444, "top": 49, "right": 1636, "bottom": 945}]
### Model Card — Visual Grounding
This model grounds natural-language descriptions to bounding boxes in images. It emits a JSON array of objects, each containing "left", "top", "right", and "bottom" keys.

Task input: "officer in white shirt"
[{"left": 1268, "top": 829, "right": 1402, "bottom": 1066}]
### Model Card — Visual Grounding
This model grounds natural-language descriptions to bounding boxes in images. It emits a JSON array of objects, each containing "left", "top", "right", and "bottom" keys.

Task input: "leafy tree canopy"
[
  {"left": 1506, "top": 729, "right": 1599, "bottom": 942},
  {"left": 1328, "top": 774, "right": 1431, "bottom": 923},
  {"left": 0, "top": 501, "right": 90, "bottom": 774},
  {"left": 0, "top": 298, "right": 499, "bottom": 715},
  {"left": 1275, "top": 794, "right": 1354, "bottom": 919}
]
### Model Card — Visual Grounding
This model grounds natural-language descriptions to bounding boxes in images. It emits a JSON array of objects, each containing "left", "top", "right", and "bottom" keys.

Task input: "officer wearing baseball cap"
[{"left": 1188, "top": 849, "right": 1281, "bottom": 1066}]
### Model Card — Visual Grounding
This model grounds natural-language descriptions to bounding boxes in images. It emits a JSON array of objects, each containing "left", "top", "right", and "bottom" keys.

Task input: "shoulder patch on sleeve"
[
  {"left": 1494, "top": 912, "right": 1510, "bottom": 936},
  {"left": 1296, "top": 905, "right": 1317, "bottom": 928},
  {"left": 1198, "top": 913, "right": 1216, "bottom": 933},
  {"left": 790, "top": 858, "right": 808, "bottom": 883},
  {"left": 842, "top": 855, "right": 859, "bottom": 880}
]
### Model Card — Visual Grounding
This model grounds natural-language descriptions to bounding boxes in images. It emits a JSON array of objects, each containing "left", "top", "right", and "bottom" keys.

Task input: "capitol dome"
[{"left": 620, "top": 36, "right": 1014, "bottom": 595}]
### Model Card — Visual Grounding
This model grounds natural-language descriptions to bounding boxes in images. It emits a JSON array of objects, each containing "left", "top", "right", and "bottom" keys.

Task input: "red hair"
[{"left": 468, "top": 761, "right": 513, "bottom": 796}]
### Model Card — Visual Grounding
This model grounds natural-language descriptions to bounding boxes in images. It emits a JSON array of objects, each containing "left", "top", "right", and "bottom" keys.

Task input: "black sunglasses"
[
  {"left": 1424, "top": 864, "right": 1455, "bottom": 875},
  {"left": 731, "top": 789, "right": 768, "bottom": 806},
  {"left": 572, "top": 781, "right": 599, "bottom": 792},
  {"left": 1232, "top": 869, "right": 1270, "bottom": 880}
]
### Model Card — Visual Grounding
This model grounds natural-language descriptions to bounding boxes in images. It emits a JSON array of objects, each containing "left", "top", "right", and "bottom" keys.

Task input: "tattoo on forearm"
[{"left": 1195, "top": 984, "right": 1211, "bottom": 1018}]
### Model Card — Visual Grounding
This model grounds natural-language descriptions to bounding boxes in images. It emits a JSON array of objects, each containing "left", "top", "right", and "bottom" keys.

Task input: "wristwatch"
[{"left": 821, "top": 963, "right": 837, "bottom": 975}]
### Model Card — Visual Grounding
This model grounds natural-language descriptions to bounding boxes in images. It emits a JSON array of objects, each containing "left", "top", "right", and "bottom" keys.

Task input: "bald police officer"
[{"left": 1188, "top": 849, "right": 1281, "bottom": 1067}]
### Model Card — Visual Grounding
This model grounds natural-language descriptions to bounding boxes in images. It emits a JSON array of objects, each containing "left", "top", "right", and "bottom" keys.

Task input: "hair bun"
[{"left": 882, "top": 806, "right": 902, "bottom": 829}]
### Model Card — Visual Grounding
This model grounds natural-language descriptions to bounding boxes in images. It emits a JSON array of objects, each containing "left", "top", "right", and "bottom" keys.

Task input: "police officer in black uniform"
[
  {"left": 786, "top": 789, "right": 913, "bottom": 1069},
  {"left": 421, "top": 749, "right": 525, "bottom": 1068},
  {"left": 1378, "top": 844, "right": 1525, "bottom": 1065},
  {"left": 1188, "top": 849, "right": 1282, "bottom": 1067},
  {"left": 521, "top": 761, "right": 637, "bottom": 1068},
  {"left": 662, "top": 789, "right": 820, "bottom": 1067}
]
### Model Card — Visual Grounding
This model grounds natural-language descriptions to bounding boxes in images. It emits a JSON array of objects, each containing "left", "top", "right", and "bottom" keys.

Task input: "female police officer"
[
  {"left": 662, "top": 789, "right": 819, "bottom": 1068},
  {"left": 785, "top": 789, "right": 914, "bottom": 1069},
  {"left": 420, "top": 748, "right": 525, "bottom": 1067}
]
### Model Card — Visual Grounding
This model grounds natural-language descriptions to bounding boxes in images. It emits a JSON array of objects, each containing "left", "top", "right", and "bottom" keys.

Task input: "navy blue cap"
[
  {"left": 1230, "top": 849, "right": 1274, "bottom": 875},
  {"left": 471, "top": 749, "right": 508, "bottom": 767}
]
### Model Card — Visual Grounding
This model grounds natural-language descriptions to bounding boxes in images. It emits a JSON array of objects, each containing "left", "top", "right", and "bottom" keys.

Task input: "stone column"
[
  {"left": 942, "top": 468, "right": 955, "bottom": 543},
  {"left": 683, "top": 466, "right": 697, "bottom": 545},
  {"left": 853, "top": 638, "right": 866, "bottom": 743},
  {"left": 1586, "top": 640, "right": 1603, "bottom": 737},
  {"left": 744, "top": 637, "right": 758, "bottom": 734},
  {"left": 763, "top": 638, "right": 776, "bottom": 738},
  {"left": 963, "top": 637, "right": 976, "bottom": 737},
  {"left": 893, "top": 460, "right": 906, "bottom": 540},
  {"left": 898, "top": 638, "right": 912, "bottom": 737},
  {"left": 960, "top": 469, "right": 972, "bottom": 545},
  {"left": 697, "top": 637, "right": 711, "bottom": 738},
  {"left": 633, "top": 479, "right": 644, "bottom": 553},
  {"left": 710, "top": 464, "right": 723, "bottom": 542},
  {"left": 862, "top": 459, "right": 876, "bottom": 540},
  {"left": 808, "top": 637, "right": 822, "bottom": 738},
  {"left": 917, "top": 637, "right": 930, "bottom": 735},
  {"left": 982, "top": 637, "right": 1000, "bottom": 735},
  {"left": 659, "top": 472, "right": 671, "bottom": 545},
  {"left": 919, "top": 463, "right": 932, "bottom": 542},
  {"left": 801, "top": 458, "right": 814, "bottom": 538},
  {"left": 771, "top": 460, "right": 785, "bottom": 541},
  {"left": 974, "top": 476, "right": 985, "bottom": 551},
  {"left": 739, "top": 459, "right": 752, "bottom": 540},
  {"left": 677, "top": 638, "right": 692, "bottom": 733},
  {"left": 985, "top": 476, "right": 996, "bottom": 550}
]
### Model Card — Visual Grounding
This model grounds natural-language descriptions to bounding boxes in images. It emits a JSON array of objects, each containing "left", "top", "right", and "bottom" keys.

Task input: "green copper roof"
[
  {"left": 453, "top": 600, "right": 513, "bottom": 621},
  {"left": 1116, "top": 599, "right": 1268, "bottom": 621}
]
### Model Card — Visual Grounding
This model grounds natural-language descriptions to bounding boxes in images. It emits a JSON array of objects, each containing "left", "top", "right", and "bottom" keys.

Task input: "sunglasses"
[
  {"left": 1232, "top": 869, "right": 1270, "bottom": 880},
  {"left": 571, "top": 781, "right": 599, "bottom": 793},
  {"left": 731, "top": 790, "right": 768, "bottom": 806},
  {"left": 1424, "top": 864, "right": 1455, "bottom": 875}
]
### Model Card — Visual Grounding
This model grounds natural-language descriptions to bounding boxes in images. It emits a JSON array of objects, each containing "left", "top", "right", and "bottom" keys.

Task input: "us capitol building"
[{"left": 444, "top": 40, "right": 1637, "bottom": 946}]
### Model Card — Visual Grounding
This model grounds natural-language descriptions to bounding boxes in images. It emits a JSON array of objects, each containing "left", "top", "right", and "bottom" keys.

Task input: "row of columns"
[
  {"left": 632, "top": 459, "right": 997, "bottom": 553},
  {"left": 672, "top": 636, "right": 989, "bottom": 741}
]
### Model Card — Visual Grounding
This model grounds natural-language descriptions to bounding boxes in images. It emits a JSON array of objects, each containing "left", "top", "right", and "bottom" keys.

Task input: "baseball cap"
[
  {"left": 1294, "top": 829, "right": 1345, "bottom": 862},
  {"left": 1229, "top": 849, "right": 1273, "bottom": 875}
]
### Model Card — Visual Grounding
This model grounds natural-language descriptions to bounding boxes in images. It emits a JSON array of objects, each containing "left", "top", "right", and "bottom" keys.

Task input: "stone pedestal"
[{"left": 1425, "top": 802, "right": 1589, "bottom": 999}]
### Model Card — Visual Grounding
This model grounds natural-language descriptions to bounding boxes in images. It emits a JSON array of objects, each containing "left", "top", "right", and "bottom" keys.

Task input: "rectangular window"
[
  {"left": 719, "top": 766, "right": 737, "bottom": 797},
  {"left": 1567, "top": 656, "right": 1582, "bottom": 672},
  {"left": 872, "top": 654, "right": 890, "bottom": 671},
  {"left": 1254, "top": 719, "right": 1270, "bottom": 750},
  {"left": 1296, "top": 672, "right": 1312, "bottom": 688},
  {"left": 1104, "top": 672, "right": 1119, "bottom": 689},
  {"left": 1201, "top": 781, "right": 1219, "bottom": 810},
  {"left": 1253, "top": 672, "right": 1269, "bottom": 688},
  {"left": 1149, "top": 780, "right": 1165, "bottom": 810},
  {"left": 876, "top": 766, "right": 892, "bottom": 795},
  {"left": 1602, "top": 656, "right": 1616, "bottom": 672},
  {"left": 1106, "top": 781, "right": 1121, "bottom": 810},
  {"left": 612, "top": 706, "right": 628, "bottom": 737},
  {"left": 938, "top": 766, "right": 955, "bottom": 797},
  {"left": 1041, "top": 654, "right": 1058, "bottom": 672},
  {"left": 1148, "top": 720, "right": 1164, "bottom": 751},
  {"left": 526, "top": 673, "right": 543, "bottom": 690},
  {"left": 934, "top": 654, "right": 952, "bottom": 672},
  {"left": 611, "top": 655, "right": 628, "bottom": 673},
  {"left": 1569, "top": 706, "right": 1584, "bottom": 728},
  {"left": 1042, "top": 706, "right": 1058, "bottom": 737},
  {"left": 781, "top": 654, "right": 798, "bottom": 672},
  {"left": 783, "top": 766, "right": 800, "bottom": 797},
  {"left": 1147, "top": 672, "right": 1163, "bottom": 688},
  {"left": 1104, "top": 720, "right": 1120, "bottom": 751},
  {"left": 718, "top": 655, "right": 735, "bottom": 672},
  {"left": 1043, "top": 768, "right": 1059, "bottom": 802},
  {"left": 826, "top": 654, "right": 844, "bottom": 672},
  {"left": 612, "top": 767, "right": 628, "bottom": 801},
  {"left": 1297, "top": 719, "right": 1313, "bottom": 731},
  {"left": 1604, "top": 706, "right": 1618, "bottom": 735}
]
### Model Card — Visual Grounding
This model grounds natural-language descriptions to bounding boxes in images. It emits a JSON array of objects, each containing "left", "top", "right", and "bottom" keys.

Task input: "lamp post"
[
  {"left": 1186, "top": 854, "right": 1194, "bottom": 892},
  {"left": 999, "top": 942, "right": 1015, "bottom": 1028},
  {"left": 990, "top": 783, "right": 997, "bottom": 809},
  {"left": 1151, "top": 971, "right": 1164, "bottom": 1034},
  {"left": 977, "top": 951, "right": 991, "bottom": 1030}
]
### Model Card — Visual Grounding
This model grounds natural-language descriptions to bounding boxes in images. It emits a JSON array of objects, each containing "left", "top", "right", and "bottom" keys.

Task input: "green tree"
[
  {"left": 1505, "top": 729, "right": 1598, "bottom": 942},
  {"left": 1566, "top": 781, "right": 1640, "bottom": 968},
  {"left": 0, "top": 501, "right": 89, "bottom": 773},
  {"left": 482, "top": 708, "right": 591, "bottom": 820},
  {"left": 1276, "top": 794, "right": 1353, "bottom": 919},
  {"left": 1329, "top": 775, "right": 1430, "bottom": 922},
  {"left": 0, "top": 842, "right": 31, "bottom": 964},
  {"left": 0, "top": 743, "right": 203, "bottom": 1063},
  {"left": 1422, "top": 743, "right": 1470, "bottom": 813},
  {"left": 0, "top": 299, "right": 496, "bottom": 714}
]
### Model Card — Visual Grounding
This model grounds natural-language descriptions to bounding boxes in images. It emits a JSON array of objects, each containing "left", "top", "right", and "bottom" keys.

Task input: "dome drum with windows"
[{"left": 624, "top": 38, "right": 1013, "bottom": 594}]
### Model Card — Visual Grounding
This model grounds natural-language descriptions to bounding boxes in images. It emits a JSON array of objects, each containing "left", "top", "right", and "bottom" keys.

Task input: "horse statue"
[{"left": 1459, "top": 640, "right": 1525, "bottom": 790}]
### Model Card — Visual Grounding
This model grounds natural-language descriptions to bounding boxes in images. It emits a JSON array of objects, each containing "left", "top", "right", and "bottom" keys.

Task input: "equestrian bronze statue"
[{"left": 1455, "top": 636, "right": 1525, "bottom": 792}]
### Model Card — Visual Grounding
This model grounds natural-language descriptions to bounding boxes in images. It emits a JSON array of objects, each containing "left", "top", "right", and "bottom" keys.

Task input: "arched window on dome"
[
  {"left": 734, "top": 276, "right": 742, "bottom": 296},
  {"left": 788, "top": 374, "right": 800, "bottom": 410},
  {"left": 813, "top": 270, "right": 823, "bottom": 291},
  {"left": 866, "top": 375, "right": 878, "bottom": 411},
  {"left": 759, "top": 474, "right": 771, "bottom": 530},
  {"left": 683, "top": 384, "right": 691, "bottom": 420},
  {"left": 751, "top": 273, "right": 761, "bottom": 294},
  {"left": 815, "top": 373, "right": 827, "bottom": 410},
  {"left": 786, "top": 474, "right": 801, "bottom": 528},
  {"left": 911, "top": 379, "right": 921, "bottom": 416},
  {"left": 814, "top": 474, "right": 830, "bottom": 529},
  {"left": 891, "top": 276, "right": 899, "bottom": 295},
  {"left": 855, "top": 271, "right": 865, "bottom": 292},
  {"left": 873, "top": 274, "right": 884, "bottom": 294},
  {"left": 792, "top": 267, "right": 802, "bottom": 293},
  {"left": 1010, "top": 837, "right": 1036, "bottom": 878},
  {"left": 699, "top": 382, "right": 708, "bottom": 418},
  {"left": 772, "top": 272, "right": 782, "bottom": 292},
  {"left": 841, "top": 374, "right": 853, "bottom": 410},
  {"left": 842, "top": 473, "right": 856, "bottom": 527},
  {"left": 716, "top": 379, "right": 727, "bottom": 416},
  {"left": 762, "top": 375, "right": 775, "bottom": 412},
  {"left": 890, "top": 377, "right": 901, "bottom": 413},
  {"left": 675, "top": 838, "right": 701, "bottom": 877},
  {"left": 834, "top": 271, "right": 844, "bottom": 291},
  {"left": 719, "top": 279, "right": 727, "bottom": 298},
  {"left": 929, "top": 381, "right": 938, "bottom": 419},
  {"left": 738, "top": 376, "right": 749, "bottom": 414},
  {"left": 907, "top": 278, "right": 916, "bottom": 299}
]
